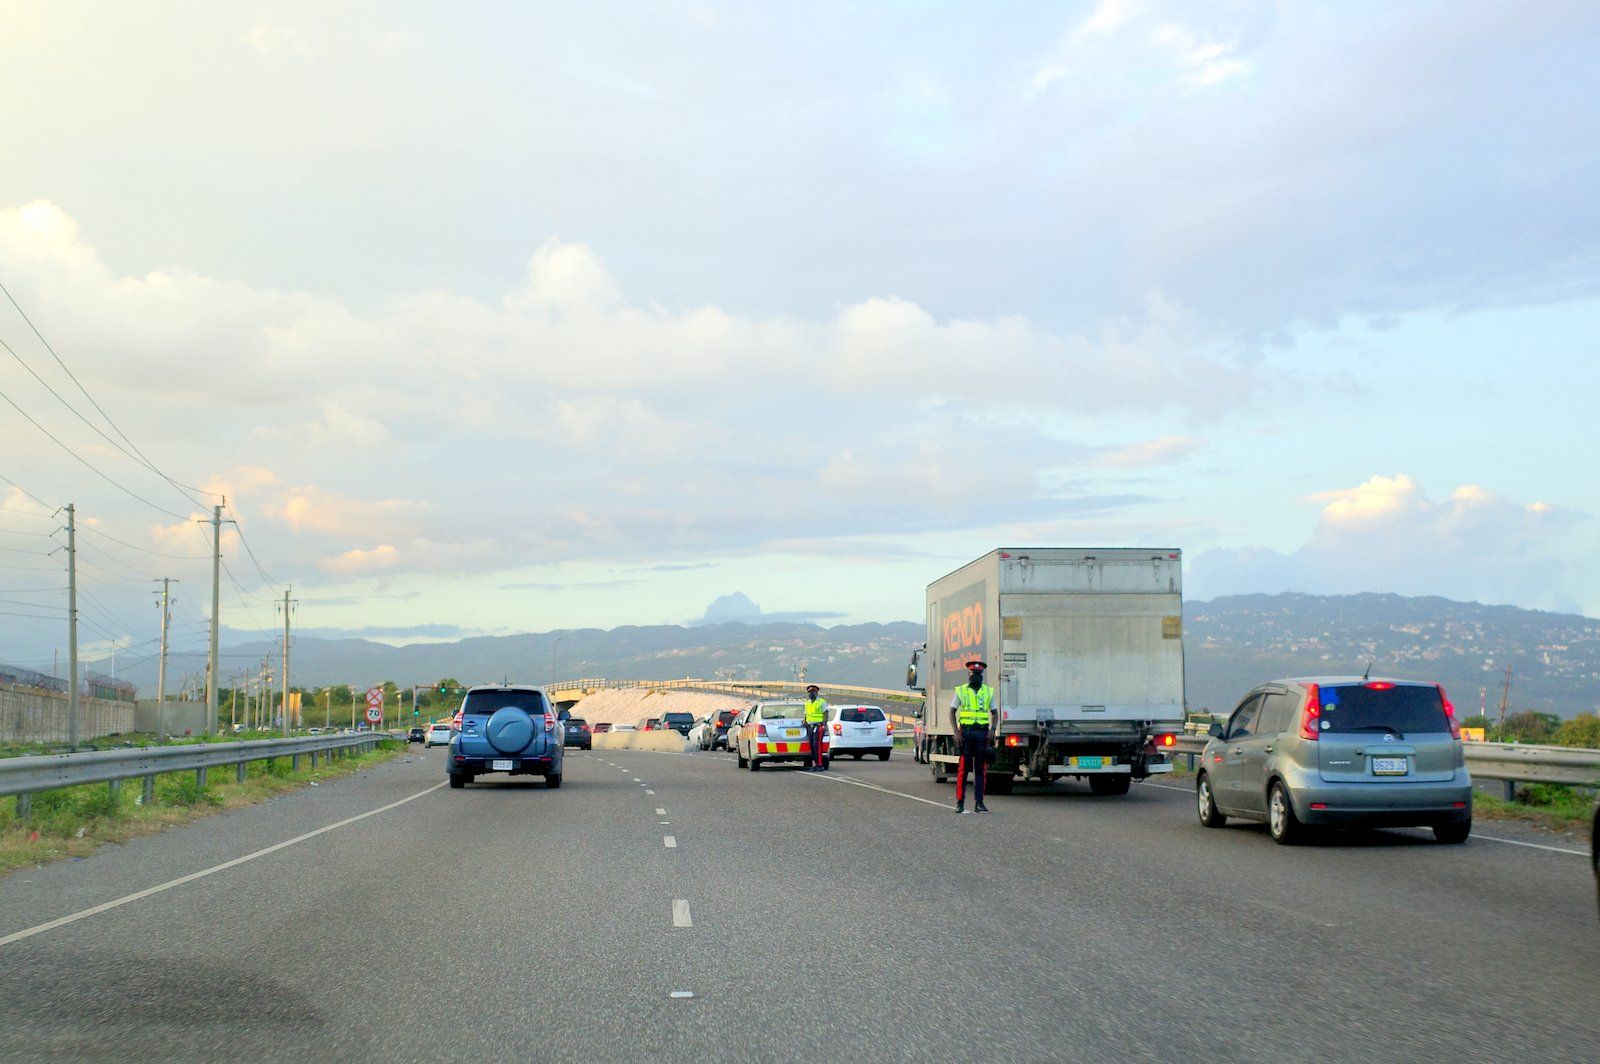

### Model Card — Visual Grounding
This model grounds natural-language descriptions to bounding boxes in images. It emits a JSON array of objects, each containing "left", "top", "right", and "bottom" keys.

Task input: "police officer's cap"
[
  {"left": 965, "top": 659, "right": 987, "bottom": 670},
  {"left": 805, "top": 684, "right": 820, "bottom": 693}
]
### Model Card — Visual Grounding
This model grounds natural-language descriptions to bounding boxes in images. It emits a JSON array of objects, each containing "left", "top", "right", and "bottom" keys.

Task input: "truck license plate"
[
  {"left": 492, "top": 759, "right": 514, "bottom": 771},
  {"left": 1074, "top": 756, "right": 1104, "bottom": 769},
  {"left": 1371, "top": 757, "right": 1408, "bottom": 775}
]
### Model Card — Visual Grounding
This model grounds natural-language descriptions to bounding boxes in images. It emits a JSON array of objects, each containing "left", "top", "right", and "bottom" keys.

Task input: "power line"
[
  {"left": 76, "top": 523, "right": 206, "bottom": 560},
  {"left": 0, "top": 384, "right": 192, "bottom": 520},
  {"left": 0, "top": 543, "right": 53, "bottom": 556},
  {"left": 223, "top": 500, "right": 279, "bottom": 588},
  {"left": 0, "top": 278, "right": 219, "bottom": 508},
  {"left": 0, "top": 472, "right": 53, "bottom": 510}
]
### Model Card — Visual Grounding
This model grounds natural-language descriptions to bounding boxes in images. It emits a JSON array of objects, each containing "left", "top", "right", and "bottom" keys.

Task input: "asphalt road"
[{"left": 1, "top": 746, "right": 1596, "bottom": 1062}]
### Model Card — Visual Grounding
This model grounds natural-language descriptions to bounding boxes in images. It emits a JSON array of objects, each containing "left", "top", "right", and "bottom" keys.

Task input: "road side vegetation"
[{"left": 0, "top": 739, "right": 404, "bottom": 876}]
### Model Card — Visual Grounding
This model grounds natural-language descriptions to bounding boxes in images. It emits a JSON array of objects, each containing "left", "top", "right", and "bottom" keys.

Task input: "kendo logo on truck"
[{"left": 940, "top": 582, "right": 986, "bottom": 682}]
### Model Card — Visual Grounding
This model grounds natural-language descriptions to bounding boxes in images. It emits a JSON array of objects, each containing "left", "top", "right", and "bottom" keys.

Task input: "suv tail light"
[
  {"left": 831, "top": 722, "right": 842, "bottom": 735},
  {"left": 886, "top": 721, "right": 894, "bottom": 734},
  {"left": 1438, "top": 684, "right": 1461, "bottom": 740},
  {"left": 1299, "top": 683, "right": 1321, "bottom": 741},
  {"left": 544, "top": 713, "right": 556, "bottom": 730}
]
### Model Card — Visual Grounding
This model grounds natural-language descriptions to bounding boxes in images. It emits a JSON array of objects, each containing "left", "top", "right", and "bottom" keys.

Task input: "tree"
[
  {"left": 1554, "top": 712, "right": 1600, "bottom": 750},
  {"left": 1497, "top": 710, "right": 1556, "bottom": 744}
]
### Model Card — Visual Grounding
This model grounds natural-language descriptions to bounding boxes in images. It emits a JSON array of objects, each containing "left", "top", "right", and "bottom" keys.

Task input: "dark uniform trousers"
[
  {"left": 806, "top": 722, "right": 827, "bottom": 770},
  {"left": 956, "top": 724, "right": 988, "bottom": 804}
]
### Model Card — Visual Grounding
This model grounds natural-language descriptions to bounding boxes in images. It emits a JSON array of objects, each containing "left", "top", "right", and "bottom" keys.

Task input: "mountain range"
[{"left": 79, "top": 592, "right": 1600, "bottom": 718}]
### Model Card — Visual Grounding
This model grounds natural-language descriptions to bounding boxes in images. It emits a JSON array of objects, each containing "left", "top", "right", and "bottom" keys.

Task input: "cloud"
[
  {"left": 1096, "top": 435, "right": 1205, "bottom": 469},
  {"left": 1191, "top": 475, "right": 1589, "bottom": 611},
  {"left": 322, "top": 544, "right": 399, "bottom": 575},
  {"left": 1031, "top": 1, "right": 1249, "bottom": 94}
]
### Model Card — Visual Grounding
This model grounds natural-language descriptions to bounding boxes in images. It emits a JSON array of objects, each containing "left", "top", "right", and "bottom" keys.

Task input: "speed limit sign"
[{"left": 365, "top": 687, "right": 384, "bottom": 723}]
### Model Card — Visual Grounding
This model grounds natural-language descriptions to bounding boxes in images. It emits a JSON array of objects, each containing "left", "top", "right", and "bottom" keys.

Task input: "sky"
[{"left": 1, "top": 0, "right": 1598, "bottom": 676}]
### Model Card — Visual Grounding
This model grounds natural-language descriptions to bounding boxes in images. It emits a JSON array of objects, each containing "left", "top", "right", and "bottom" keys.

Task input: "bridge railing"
[{"left": 2, "top": 731, "right": 396, "bottom": 818}]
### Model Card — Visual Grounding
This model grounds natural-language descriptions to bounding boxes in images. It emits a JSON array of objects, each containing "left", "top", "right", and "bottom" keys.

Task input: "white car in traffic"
[
  {"left": 425, "top": 723, "right": 452, "bottom": 747},
  {"left": 827, "top": 704, "right": 893, "bottom": 761}
]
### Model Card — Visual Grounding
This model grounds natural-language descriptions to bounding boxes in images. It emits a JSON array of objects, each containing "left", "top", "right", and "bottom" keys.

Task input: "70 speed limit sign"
[{"left": 364, "top": 687, "right": 384, "bottom": 723}]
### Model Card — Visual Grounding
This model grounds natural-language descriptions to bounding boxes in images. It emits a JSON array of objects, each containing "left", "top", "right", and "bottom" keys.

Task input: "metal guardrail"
[
  {"left": 1169, "top": 736, "right": 1600, "bottom": 799},
  {"left": 2, "top": 732, "right": 396, "bottom": 816}
]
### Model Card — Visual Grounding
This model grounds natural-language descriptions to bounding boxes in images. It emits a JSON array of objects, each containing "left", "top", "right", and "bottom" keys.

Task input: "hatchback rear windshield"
[
  {"left": 462, "top": 690, "right": 546, "bottom": 715},
  {"left": 1319, "top": 684, "right": 1448, "bottom": 734},
  {"left": 840, "top": 707, "right": 885, "bottom": 723},
  {"left": 716, "top": 711, "right": 737, "bottom": 724}
]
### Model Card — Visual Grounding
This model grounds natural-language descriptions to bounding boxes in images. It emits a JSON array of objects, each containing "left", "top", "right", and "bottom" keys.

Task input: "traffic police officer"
[
  {"left": 951, "top": 659, "right": 994, "bottom": 813},
  {"left": 804, "top": 684, "right": 829, "bottom": 772}
]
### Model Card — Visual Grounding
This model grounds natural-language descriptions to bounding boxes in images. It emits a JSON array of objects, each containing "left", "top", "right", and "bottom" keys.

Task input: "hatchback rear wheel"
[
  {"left": 1196, "top": 773, "right": 1226, "bottom": 828},
  {"left": 1268, "top": 782, "right": 1303, "bottom": 845},
  {"left": 1434, "top": 820, "right": 1470, "bottom": 844},
  {"left": 749, "top": 756, "right": 761, "bottom": 772}
]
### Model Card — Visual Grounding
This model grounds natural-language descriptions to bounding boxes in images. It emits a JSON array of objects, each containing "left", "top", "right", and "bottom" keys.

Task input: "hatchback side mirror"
[{"left": 1207, "top": 722, "right": 1225, "bottom": 740}]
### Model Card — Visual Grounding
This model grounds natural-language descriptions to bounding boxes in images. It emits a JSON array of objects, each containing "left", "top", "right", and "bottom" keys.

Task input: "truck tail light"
[
  {"left": 1438, "top": 684, "right": 1460, "bottom": 740},
  {"left": 1149, "top": 733, "right": 1176, "bottom": 750},
  {"left": 1003, "top": 735, "right": 1025, "bottom": 747},
  {"left": 1299, "top": 683, "right": 1321, "bottom": 741}
]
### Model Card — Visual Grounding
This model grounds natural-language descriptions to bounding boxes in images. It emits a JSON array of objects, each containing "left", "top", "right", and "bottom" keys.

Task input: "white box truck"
[{"left": 908, "top": 548, "right": 1185, "bottom": 795}]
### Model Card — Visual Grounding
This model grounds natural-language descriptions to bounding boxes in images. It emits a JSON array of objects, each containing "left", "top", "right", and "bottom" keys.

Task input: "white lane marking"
[
  {"left": 1140, "top": 782, "right": 1585, "bottom": 856},
  {"left": 664, "top": 835, "right": 677, "bottom": 848},
  {"left": 1471, "top": 834, "right": 1586, "bottom": 856},
  {"left": 634, "top": 778, "right": 642, "bottom": 782},
  {"left": 646, "top": 789, "right": 655, "bottom": 795},
  {"left": 672, "top": 899, "right": 692, "bottom": 927},
  {"left": 671, "top": 991, "right": 695, "bottom": 999},
  {"left": 0, "top": 781, "right": 448, "bottom": 949},
  {"left": 655, "top": 808, "right": 666, "bottom": 815},
  {"left": 800, "top": 771, "right": 948, "bottom": 809}
]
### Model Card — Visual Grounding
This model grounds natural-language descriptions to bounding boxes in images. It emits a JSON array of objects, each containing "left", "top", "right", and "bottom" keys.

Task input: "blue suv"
[{"left": 447, "top": 685, "right": 565, "bottom": 789}]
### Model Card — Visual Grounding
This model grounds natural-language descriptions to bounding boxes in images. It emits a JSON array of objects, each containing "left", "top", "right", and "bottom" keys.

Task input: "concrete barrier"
[{"left": 592, "top": 731, "right": 692, "bottom": 753}]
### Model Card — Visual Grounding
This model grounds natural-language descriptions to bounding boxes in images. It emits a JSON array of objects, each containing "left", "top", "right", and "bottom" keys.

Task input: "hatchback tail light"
[
  {"left": 831, "top": 722, "right": 842, "bottom": 735},
  {"left": 1364, "top": 681, "right": 1395, "bottom": 690},
  {"left": 1299, "top": 683, "right": 1322, "bottom": 741},
  {"left": 885, "top": 721, "right": 894, "bottom": 734},
  {"left": 1438, "top": 684, "right": 1461, "bottom": 740},
  {"left": 757, "top": 724, "right": 768, "bottom": 737}
]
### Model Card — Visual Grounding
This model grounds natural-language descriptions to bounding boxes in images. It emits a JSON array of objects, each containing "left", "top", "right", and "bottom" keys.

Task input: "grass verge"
[
  {"left": 1472, "top": 784, "right": 1595, "bottom": 834},
  {"left": 0, "top": 739, "right": 404, "bottom": 877}
]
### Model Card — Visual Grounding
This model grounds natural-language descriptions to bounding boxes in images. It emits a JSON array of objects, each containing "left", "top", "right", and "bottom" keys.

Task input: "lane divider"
[
  {"left": 672, "top": 899, "right": 692, "bottom": 927},
  {"left": 664, "top": 835, "right": 677, "bottom": 848},
  {"left": 0, "top": 781, "right": 448, "bottom": 949}
]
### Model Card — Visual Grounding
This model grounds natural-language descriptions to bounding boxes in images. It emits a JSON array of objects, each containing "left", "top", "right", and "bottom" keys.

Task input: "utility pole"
[
  {"left": 279, "top": 586, "right": 295, "bottom": 735},
  {"left": 155, "top": 578, "right": 174, "bottom": 741},
  {"left": 1497, "top": 664, "right": 1513, "bottom": 726},
  {"left": 65, "top": 503, "right": 79, "bottom": 747},
  {"left": 206, "top": 502, "right": 222, "bottom": 736}
]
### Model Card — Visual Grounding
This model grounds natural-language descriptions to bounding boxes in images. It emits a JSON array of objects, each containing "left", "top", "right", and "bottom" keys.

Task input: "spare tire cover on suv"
[{"left": 485, "top": 707, "right": 535, "bottom": 754}]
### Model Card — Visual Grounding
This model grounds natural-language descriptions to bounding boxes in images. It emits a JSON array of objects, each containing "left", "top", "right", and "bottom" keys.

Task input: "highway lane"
[{"left": 1, "top": 746, "right": 1596, "bottom": 1061}]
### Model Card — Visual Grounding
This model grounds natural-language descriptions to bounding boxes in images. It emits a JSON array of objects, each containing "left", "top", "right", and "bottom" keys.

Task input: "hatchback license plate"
[
  {"left": 491, "top": 759, "right": 514, "bottom": 771},
  {"left": 1371, "top": 757, "right": 1408, "bottom": 775},
  {"left": 785, "top": 728, "right": 802, "bottom": 737}
]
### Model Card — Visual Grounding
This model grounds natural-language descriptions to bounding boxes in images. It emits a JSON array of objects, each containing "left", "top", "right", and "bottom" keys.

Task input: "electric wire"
[
  {"left": 76, "top": 523, "right": 206, "bottom": 560},
  {"left": 0, "top": 472, "right": 52, "bottom": 510}
]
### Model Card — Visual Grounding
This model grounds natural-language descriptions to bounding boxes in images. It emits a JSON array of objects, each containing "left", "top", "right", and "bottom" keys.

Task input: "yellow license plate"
[{"left": 786, "top": 728, "right": 802, "bottom": 737}]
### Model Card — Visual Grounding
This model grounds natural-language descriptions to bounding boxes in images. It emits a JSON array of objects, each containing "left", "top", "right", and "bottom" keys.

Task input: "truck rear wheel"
[{"left": 1089, "top": 774, "right": 1131, "bottom": 796}]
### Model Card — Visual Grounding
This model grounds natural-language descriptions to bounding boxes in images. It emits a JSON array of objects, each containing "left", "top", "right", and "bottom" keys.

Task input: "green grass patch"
[
  {"left": 0, "top": 739, "right": 403, "bottom": 875},
  {"left": 1474, "top": 783, "right": 1595, "bottom": 833}
]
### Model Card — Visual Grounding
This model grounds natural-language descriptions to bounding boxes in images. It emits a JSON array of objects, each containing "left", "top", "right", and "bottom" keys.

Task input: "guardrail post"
[
  {"left": 1503, "top": 779, "right": 1516, "bottom": 802},
  {"left": 291, "top": 754, "right": 300, "bottom": 772},
  {"left": 310, "top": 751, "right": 318, "bottom": 768},
  {"left": 142, "top": 775, "right": 155, "bottom": 806},
  {"left": 16, "top": 793, "right": 31, "bottom": 819},
  {"left": 196, "top": 766, "right": 206, "bottom": 790},
  {"left": 236, "top": 762, "right": 247, "bottom": 783},
  {"left": 108, "top": 778, "right": 121, "bottom": 804}
]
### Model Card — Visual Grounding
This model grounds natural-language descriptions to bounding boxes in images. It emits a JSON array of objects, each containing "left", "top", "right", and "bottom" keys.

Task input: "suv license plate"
[
  {"left": 491, "top": 759, "right": 514, "bottom": 771},
  {"left": 1371, "top": 757, "right": 1408, "bottom": 775}
]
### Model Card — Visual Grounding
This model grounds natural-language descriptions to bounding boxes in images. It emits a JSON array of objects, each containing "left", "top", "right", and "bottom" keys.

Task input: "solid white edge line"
[
  {"left": 0, "top": 780, "right": 449, "bottom": 949},
  {"left": 672, "top": 898, "right": 692, "bottom": 927},
  {"left": 663, "top": 835, "right": 677, "bottom": 848},
  {"left": 799, "top": 770, "right": 949, "bottom": 809},
  {"left": 1140, "top": 781, "right": 1585, "bottom": 856}
]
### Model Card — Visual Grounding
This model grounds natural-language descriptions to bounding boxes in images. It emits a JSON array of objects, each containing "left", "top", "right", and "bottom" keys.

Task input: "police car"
[{"left": 735, "top": 701, "right": 829, "bottom": 771}]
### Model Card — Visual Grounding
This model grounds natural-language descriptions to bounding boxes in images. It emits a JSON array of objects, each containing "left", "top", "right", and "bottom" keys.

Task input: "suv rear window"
[
  {"left": 716, "top": 711, "right": 737, "bottom": 725},
  {"left": 840, "top": 707, "right": 885, "bottom": 723},
  {"left": 1319, "top": 684, "right": 1448, "bottom": 734},
  {"left": 462, "top": 690, "right": 546, "bottom": 715},
  {"left": 663, "top": 712, "right": 693, "bottom": 724},
  {"left": 566, "top": 718, "right": 587, "bottom": 727}
]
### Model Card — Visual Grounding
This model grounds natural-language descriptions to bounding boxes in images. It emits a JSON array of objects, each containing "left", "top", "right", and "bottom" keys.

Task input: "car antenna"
[{"left": 1361, "top": 659, "right": 1373, "bottom": 681}]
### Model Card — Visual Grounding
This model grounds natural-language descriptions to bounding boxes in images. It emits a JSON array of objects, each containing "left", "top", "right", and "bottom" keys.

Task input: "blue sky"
[{"left": 0, "top": 0, "right": 1597, "bottom": 667}]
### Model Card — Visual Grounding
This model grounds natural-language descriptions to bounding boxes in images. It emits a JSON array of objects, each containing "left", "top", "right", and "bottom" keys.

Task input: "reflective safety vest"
[
  {"left": 804, "top": 698, "right": 828, "bottom": 723},
  {"left": 956, "top": 684, "right": 994, "bottom": 727}
]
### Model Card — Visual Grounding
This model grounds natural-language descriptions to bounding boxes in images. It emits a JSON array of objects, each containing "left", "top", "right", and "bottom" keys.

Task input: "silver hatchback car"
[{"left": 1195, "top": 676, "right": 1472, "bottom": 845}]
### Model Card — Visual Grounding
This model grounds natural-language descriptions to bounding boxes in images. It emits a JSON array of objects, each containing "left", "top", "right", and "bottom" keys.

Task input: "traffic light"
[
  {"left": 437, "top": 683, "right": 449, "bottom": 694},
  {"left": 414, "top": 708, "right": 420, "bottom": 716}
]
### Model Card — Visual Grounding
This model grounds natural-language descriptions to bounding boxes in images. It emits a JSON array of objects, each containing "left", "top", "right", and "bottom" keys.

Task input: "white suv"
[{"left": 828, "top": 704, "right": 893, "bottom": 761}]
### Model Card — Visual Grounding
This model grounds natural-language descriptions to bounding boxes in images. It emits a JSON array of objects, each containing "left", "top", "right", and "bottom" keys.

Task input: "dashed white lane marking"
[
  {"left": 655, "top": 808, "right": 666, "bottom": 815},
  {"left": 799, "top": 771, "right": 948, "bottom": 809},
  {"left": 671, "top": 991, "right": 695, "bottom": 999},
  {"left": 664, "top": 835, "right": 677, "bottom": 848},
  {"left": 634, "top": 778, "right": 642, "bottom": 782},
  {"left": 646, "top": 789, "right": 655, "bottom": 795},
  {"left": 672, "top": 899, "right": 692, "bottom": 927},
  {"left": 0, "top": 781, "right": 448, "bottom": 949}
]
